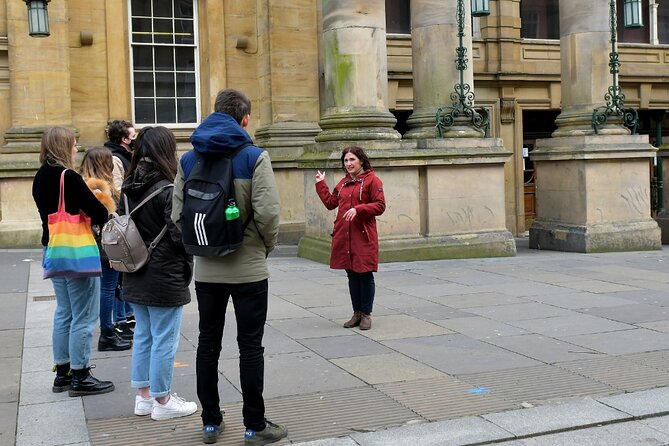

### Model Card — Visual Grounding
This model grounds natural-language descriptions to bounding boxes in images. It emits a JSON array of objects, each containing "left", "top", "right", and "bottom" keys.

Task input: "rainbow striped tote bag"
[{"left": 43, "top": 169, "right": 102, "bottom": 279}]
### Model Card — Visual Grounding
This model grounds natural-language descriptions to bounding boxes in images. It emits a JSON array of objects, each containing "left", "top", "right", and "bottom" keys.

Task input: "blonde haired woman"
[
  {"left": 80, "top": 147, "right": 132, "bottom": 352},
  {"left": 32, "top": 127, "right": 115, "bottom": 396}
]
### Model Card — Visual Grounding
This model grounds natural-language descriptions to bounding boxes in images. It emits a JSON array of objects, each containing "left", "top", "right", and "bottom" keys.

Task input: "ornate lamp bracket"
[
  {"left": 592, "top": 0, "right": 639, "bottom": 135},
  {"left": 435, "top": 0, "right": 489, "bottom": 137}
]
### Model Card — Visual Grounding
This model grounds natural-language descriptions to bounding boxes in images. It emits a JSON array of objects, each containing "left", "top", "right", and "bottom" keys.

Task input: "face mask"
[{"left": 127, "top": 139, "right": 136, "bottom": 151}]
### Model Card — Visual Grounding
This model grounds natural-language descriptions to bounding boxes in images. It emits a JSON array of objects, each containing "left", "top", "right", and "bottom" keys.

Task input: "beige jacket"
[{"left": 171, "top": 150, "right": 280, "bottom": 284}]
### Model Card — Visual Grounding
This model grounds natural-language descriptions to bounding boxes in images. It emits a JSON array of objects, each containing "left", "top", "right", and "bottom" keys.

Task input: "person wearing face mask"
[
  {"left": 315, "top": 146, "right": 386, "bottom": 331},
  {"left": 104, "top": 119, "right": 138, "bottom": 190}
]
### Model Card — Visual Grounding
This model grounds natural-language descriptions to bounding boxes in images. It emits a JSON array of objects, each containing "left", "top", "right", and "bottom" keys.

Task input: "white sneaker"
[
  {"left": 151, "top": 394, "right": 198, "bottom": 421},
  {"left": 134, "top": 395, "right": 154, "bottom": 416}
]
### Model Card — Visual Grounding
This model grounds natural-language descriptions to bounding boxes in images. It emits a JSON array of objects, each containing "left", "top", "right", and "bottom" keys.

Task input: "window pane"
[
  {"left": 617, "top": 0, "right": 649, "bottom": 43},
  {"left": 385, "top": 0, "right": 410, "bottom": 34},
  {"left": 134, "top": 72, "right": 155, "bottom": 97},
  {"left": 154, "top": 19, "right": 173, "bottom": 44},
  {"left": 175, "top": 0, "right": 194, "bottom": 19},
  {"left": 135, "top": 99, "right": 155, "bottom": 124},
  {"left": 153, "top": 0, "right": 172, "bottom": 18},
  {"left": 176, "top": 73, "right": 195, "bottom": 96},
  {"left": 660, "top": 0, "right": 669, "bottom": 44},
  {"left": 154, "top": 47, "right": 174, "bottom": 71},
  {"left": 521, "top": 0, "right": 560, "bottom": 39},
  {"left": 132, "top": 18, "right": 152, "bottom": 43},
  {"left": 157, "top": 98, "right": 177, "bottom": 123},
  {"left": 175, "top": 47, "right": 195, "bottom": 71},
  {"left": 131, "top": 0, "right": 151, "bottom": 17},
  {"left": 133, "top": 46, "right": 154, "bottom": 70},
  {"left": 177, "top": 98, "right": 197, "bottom": 123},
  {"left": 155, "top": 72, "right": 175, "bottom": 97},
  {"left": 175, "top": 20, "right": 194, "bottom": 44}
]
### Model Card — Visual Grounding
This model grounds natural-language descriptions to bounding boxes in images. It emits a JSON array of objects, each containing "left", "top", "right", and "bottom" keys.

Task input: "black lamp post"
[
  {"left": 24, "top": 0, "right": 50, "bottom": 38},
  {"left": 435, "top": 0, "right": 489, "bottom": 137},
  {"left": 592, "top": 0, "right": 644, "bottom": 134}
]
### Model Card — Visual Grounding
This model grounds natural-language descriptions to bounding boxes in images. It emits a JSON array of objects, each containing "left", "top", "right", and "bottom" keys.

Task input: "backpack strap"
[{"left": 124, "top": 184, "right": 175, "bottom": 252}]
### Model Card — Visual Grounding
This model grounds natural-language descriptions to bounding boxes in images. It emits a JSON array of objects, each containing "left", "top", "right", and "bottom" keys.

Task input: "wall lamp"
[{"left": 24, "top": 0, "right": 50, "bottom": 37}]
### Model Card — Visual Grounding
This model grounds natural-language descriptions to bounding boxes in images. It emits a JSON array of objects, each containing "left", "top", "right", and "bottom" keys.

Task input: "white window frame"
[{"left": 128, "top": 0, "right": 201, "bottom": 128}]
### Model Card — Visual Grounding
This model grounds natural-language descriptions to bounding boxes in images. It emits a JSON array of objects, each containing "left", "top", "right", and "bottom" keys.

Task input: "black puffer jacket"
[{"left": 120, "top": 159, "right": 192, "bottom": 307}]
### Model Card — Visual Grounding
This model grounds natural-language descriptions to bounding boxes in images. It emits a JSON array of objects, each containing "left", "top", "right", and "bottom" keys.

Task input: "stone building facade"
[{"left": 0, "top": 0, "right": 667, "bottom": 257}]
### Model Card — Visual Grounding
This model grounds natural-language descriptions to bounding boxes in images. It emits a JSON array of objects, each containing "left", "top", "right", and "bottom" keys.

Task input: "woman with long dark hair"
[
  {"left": 315, "top": 146, "right": 386, "bottom": 330},
  {"left": 32, "top": 127, "right": 115, "bottom": 396},
  {"left": 121, "top": 126, "right": 197, "bottom": 420}
]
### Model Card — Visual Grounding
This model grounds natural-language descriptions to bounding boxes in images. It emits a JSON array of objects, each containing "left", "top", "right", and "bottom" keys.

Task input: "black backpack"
[{"left": 181, "top": 144, "right": 252, "bottom": 256}]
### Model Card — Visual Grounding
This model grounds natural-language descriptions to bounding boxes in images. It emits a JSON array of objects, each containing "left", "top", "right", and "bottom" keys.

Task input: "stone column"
[
  {"left": 528, "top": 0, "right": 661, "bottom": 253},
  {"left": 0, "top": 0, "right": 73, "bottom": 247},
  {"left": 316, "top": 0, "right": 400, "bottom": 142},
  {"left": 405, "top": 0, "right": 482, "bottom": 139},
  {"left": 553, "top": 0, "right": 626, "bottom": 137}
]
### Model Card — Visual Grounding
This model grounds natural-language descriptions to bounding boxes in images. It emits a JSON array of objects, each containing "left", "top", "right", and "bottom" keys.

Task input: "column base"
[
  {"left": 316, "top": 109, "right": 400, "bottom": 142},
  {"left": 529, "top": 219, "right": 661, "bottom": 253},
  {"left": 654, "top": 212, "right": 669, "bottom": 244},
  {"left": 0, "top": 220, "right": 41, "bottom": 248},
  {"left": 298, "top": 231, "right": 516, "bottom": 265}
]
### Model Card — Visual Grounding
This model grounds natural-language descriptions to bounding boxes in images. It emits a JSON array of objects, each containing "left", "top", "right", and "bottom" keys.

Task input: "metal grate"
[
  {"left": 375, "top": 376, "right": 518, "bottom": 421},
  {"left": 456, "top": 365, "right": 616, "bottom": 404},
  {"left": 32, "top": 295, "right": 55, "bottom": 301},
  {"left": 620, "top": 350, "right": 669, "bottom": 373},
  {"left": 88, "top": 387, "right": 421, "bottom": 446},
  {"left": 556, "top": 355, "right": 669, "bottom": 392}
]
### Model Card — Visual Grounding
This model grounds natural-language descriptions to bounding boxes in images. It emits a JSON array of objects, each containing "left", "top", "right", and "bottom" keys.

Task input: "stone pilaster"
[
  {"left": 553, "top": 0, "right": 626, "bottom": 137},
  {"left": 405, "top": 0, "right": 482, "bottom": 139},
  {"left": 0, "top": 0, "right": 74, "bottom": 247},
  {"left": 316, "top": 0, "right": 400, "bottom": 142}
]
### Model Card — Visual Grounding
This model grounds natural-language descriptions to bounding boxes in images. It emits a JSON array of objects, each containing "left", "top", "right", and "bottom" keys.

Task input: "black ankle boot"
[
  {"left": 98, "top": 328, "right": 132, "bottom": 351},
  {"left": 69, "top": 367, "right": 115, "bottom": 397},
  {"left": 52, "top": 363, "right": 71, "bottom": 393},
  {"left": 114, "top": 322, "right": 134, "bottom": 341}
]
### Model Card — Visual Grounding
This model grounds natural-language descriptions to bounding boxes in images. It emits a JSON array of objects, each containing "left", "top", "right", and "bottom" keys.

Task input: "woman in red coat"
[{"left": 316, "top": 146, "right": 386, "bottom": 330}]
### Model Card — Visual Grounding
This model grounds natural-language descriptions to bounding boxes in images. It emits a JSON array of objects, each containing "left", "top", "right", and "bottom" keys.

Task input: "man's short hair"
[
  {"left": 214, "top": 89, "right": 251, "bottom": 124},
  {"left": 107, "top": 120, "right": 133, "bottom": 144}
]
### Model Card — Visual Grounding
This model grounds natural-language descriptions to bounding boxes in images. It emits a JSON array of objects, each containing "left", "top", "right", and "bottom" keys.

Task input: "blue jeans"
[
  {"left": 130, "top": 304, "right": 183, "bottom": 398},
  {"left": 51, "top": 276, "right": 100, "bottom": 369},
  {"left": 99, "top": 263, "right": 119, "bottom": 331},
  {"left": 346, "top": 270, "right": 375, "bottom": 314},
  {"left": 195, "top": 280, "right": 267, "bottom": 431}
]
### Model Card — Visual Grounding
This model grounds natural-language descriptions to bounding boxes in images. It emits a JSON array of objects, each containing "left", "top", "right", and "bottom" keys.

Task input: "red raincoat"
[{"left": 316, "top": 170, "right": 386, "bottom": 273}]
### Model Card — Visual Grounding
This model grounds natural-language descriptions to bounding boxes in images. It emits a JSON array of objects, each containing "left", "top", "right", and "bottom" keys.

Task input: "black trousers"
[
  {"left": 195, "top": 280, "right": 268, "bottom": 431},
  {"left": 346, "top": 270, "right": 375, "bottom": 314}
]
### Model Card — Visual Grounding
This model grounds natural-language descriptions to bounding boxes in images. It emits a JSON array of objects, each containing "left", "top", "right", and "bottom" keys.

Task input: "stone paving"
[{"left": 6, "top": 241, "right": 669, "bottom": 445}]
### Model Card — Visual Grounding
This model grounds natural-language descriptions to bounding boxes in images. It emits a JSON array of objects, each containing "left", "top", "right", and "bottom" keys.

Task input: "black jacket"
[
  {"left": 120, "top": 159, "right": 192, "bottom": 307},
  {"left": 104, "top": 141, "right": 132, "bottom": 171},
  {"left": 32, "top": 163, "right": 109, "bottom": 246}
]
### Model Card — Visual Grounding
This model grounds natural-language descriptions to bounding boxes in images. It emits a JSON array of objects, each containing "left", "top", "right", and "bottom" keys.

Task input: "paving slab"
[
  {"left": 486, "top": 334, "right": 601, "bottom": 363},
  {"left": 482, "top": 397, "right": 628, "bottom": 437},
  {"left": 267, "top": 316, "right": 355, "bottom": 339},
  {"left": 16, "top": 399, "right": 88, "bottom": 446},
  {"left": 355, "top": 314, "right": 452, "bottom": 341},
  {"left": 219, "top": 351, "right": 365, "bottom": 398},
  {"left": 401, "top": 304, "right": 473, "bottom": 321},
  {"left": 383, "top": 334, "right": 542, "bottom": 375},
  {"left": 298, "top": 334, "right": 393, "bottom": 359},
  {"left": 0, "top": 294, "right": 26, "bottom": 330},
  {"left": 384, "top": 282, "right": 474, "bottom": 299},
  {"left": 266, "top": 297, "right": 317, "bottom": 320},
  {"left": 427, "top": 292, "right": 528, "bottom": 309},
  {"left": 556, "top": 280, "right": 641, "bottom": 294},
  {"left": 562, "top": 328, "right": 669, "bottom": 355},
  {"left": 0, "top": 330, "right": 24, "bottom": 358},
  {"left": 523, "top": 291, "right": 635, "bottom": 310},
  {"left": 597, "top": 387, "right": 669, "bottom": 417},
  {"left": 508, "top": 314, "right": 633, "bottom": 338},
  {"left": 517, "top": 420, "right": 669, "bottom": 446},
  {"left": 578, "top": 304, "right": 669, "bottom": 324},
  {"left": 350, "top": 416, "right": 513, "bottom": 446},
  {"left": 331, "top": 353, "right": 445, "bottom": 384},
  {"left": 472, "top": 282, "right": 569, "bottom": 297},
  {"left": 432, "top": 316, "right": 528, "bottom": 340},
  {"left": 465, "top": 302, "right": 572, "bottom": 322}
]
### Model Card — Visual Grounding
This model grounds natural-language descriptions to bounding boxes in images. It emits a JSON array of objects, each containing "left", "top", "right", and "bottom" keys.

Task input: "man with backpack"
[{"left": 171, "top": 89, "right": 285, "bottom": 445}]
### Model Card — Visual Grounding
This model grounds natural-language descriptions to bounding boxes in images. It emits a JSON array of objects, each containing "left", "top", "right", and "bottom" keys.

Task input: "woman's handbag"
[{"left": 43, "top": 169, "right": 102, "bottom": 279}]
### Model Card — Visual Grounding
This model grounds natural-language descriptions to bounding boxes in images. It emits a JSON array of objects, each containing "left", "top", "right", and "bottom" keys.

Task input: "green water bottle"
[{"left": 225, "top": 199, "right": 240, "bottom": 221}]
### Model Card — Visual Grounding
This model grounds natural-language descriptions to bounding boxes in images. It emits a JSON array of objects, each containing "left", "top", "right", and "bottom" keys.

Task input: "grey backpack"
[{"left": 101, "top": 184, "right": 173, "bottom": 273}]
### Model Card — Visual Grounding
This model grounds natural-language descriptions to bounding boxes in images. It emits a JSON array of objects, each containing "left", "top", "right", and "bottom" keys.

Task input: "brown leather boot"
[
  {"left": 359, "top": 314, "right": 372, "bottom": 330},
  {"left": 343, "top": 311, "right": 362, "bottom": 328}
]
